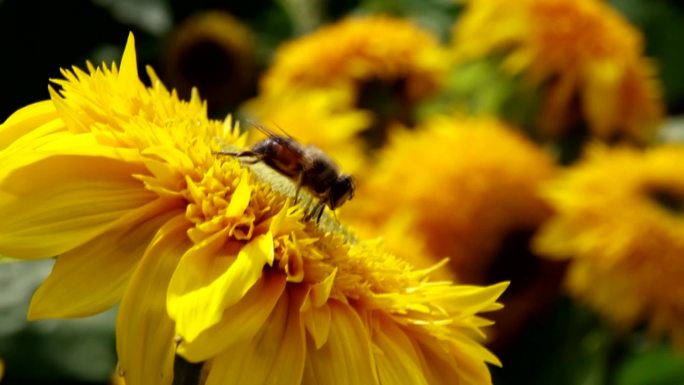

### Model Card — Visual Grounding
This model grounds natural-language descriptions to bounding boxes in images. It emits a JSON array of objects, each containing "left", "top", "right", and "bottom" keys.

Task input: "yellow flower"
[
  {"left": 0, "top": 34, "right": 508, "bottom": 385},
  {"left": 534, "top": 145, "right": 684, "bottom": 346},
  {"left": 452, "top": 0, "right": 663, "bottom": 142},
  {"left": 343, "top": 116, "right": 556, "bottom": 284},
  {"left": 261, "top": 15, "right": 449, "bottom": 104},
  {"left": 248, "top": 15, "right": 451, "bottom": 158},
  {"left": 241, "top": 87, "right": 371, "bottom": 174},
  {"left": 164, "top": 10, "right": 256, "bottom": 109}
]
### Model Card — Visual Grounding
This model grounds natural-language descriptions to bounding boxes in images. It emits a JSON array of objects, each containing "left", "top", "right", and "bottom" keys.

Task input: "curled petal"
[
  {"left": 178, "top": 272, "right": 287, "bottom": 362},
  {"left": 168, "top": 232, "right": 275, "bottom": 342},
  {"left": 0, "top": 100, "right": 59, "bottom": 150}
]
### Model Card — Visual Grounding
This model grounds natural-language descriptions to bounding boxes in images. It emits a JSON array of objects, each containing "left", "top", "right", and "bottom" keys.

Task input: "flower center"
[{"left": 646, "top": 186, "right": 684, "bottom": 215}]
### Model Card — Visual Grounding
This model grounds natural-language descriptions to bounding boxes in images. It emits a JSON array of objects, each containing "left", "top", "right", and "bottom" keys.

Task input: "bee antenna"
[
  {"left": 242, "top": 119, "right": 281, "bottom": 139},
  {"left": 269, "top": 121, "right": 294, "bottom": 139}
]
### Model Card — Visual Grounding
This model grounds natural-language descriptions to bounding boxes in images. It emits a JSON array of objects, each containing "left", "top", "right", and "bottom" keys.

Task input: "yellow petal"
[
  {"left": 373, "top": 315, "right": 429, "bottom": 385},
  {"left": 116, "top": 214, "right": 190, "bottom": 385},
  {"left": 303, "top": 301, "right": 378, "bottom": 385},
  {"left": 168, "top": 232, "right": 274, "bottom": 342},
  {"left": 28, "top": 199, "right": 180, "bottom": 319},
  {"left": 415, "top": 334, "right": 493, "bottom": 385},
  {"left": 0, "top": 156, "right": 155, "bottom": 258},
  {"left": 119, "top": 32, "right": 140, "bottom": 95},
  {"left": 1, "top": 132, "right": 142, "bottom": 184},
  {"left": 178, "top": 272, "right": 287, "bottom": 362},
  {"left": 225, "top": 171, "right": 252, "bottom": 217},
  {"left": 205, "top": 290, "right": 307, "bottom": 385},
  {"left": 301, "top": 304, "right": 331, "bottom": 350},
  {"left": 0, "top": 100, "right": 59, "bottom": 149},
  {"left": 446, "top": 282, "right": 509, "bottom": 314},
  {"left": 48, "top": 85, "right": 90, "bottom": 133}
]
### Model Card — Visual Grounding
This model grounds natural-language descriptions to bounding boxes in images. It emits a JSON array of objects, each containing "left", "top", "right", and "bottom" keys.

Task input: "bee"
[{"left": 216, "top": 122, "right": 355, "bottom": 222}]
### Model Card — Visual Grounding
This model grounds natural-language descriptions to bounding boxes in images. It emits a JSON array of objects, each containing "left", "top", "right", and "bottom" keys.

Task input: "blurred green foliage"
[{"left": 0, "top": 261, "right": 116, "bottom": 385}]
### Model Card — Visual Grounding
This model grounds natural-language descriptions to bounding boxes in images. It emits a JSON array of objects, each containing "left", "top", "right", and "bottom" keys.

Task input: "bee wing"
[{"left": 244, "top": 119, "right": 294, "bottom": 139}]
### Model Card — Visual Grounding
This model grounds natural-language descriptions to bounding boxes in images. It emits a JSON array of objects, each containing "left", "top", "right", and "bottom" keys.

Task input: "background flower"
[
  {"left": 534, "top": 145, "right": 684, "bottom": 347},
  {"left": 452, "top": 0, "right": 663, "bottom": 143},
  {"left": 163, "top": 10, "right": 257, "bottom": 112},
  {"left": 249, "top": 15, "right": 451, "bottom": 155},
  {"left": 342, "top": 115, "right": 563, "bottom": 349}
]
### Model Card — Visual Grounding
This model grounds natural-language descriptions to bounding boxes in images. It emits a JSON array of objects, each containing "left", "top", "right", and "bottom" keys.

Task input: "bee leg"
[
  {"left": 238, "top": 155, "right": 263, "bottom": 165},
  {"left": 314, "top": 201, "right": 326, "bottom": 223},
  {"left": 304, "top": 200, "right": 323, "bottom": 222},
  {"left": 316, "top": 204, "right": 326, "bottom": 223},
  {"left": 294, "top": 173, "right": 303, "bottom": 204},
  {"left": 214, "top": 150, "right": 264, "bottom": 164}
]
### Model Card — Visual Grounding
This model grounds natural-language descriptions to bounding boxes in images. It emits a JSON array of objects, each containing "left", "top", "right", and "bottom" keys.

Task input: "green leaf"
[{"left": 617, "top": 341, "right": 684, "bottom": 385}]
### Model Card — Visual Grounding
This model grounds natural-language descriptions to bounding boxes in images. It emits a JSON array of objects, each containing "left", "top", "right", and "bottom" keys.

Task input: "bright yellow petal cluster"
[
  {"left": 342, "top": 115, "right": 556, "bottom": 283},
  {"left": 534, "top": 145, "right": 684, "bottom": 346},
  {"left": 0, "top": 34, "right": 507, "bottom": 385},
  {"left": 261, "top": 15, "right": 449, "bottom": 103},
  {"left": 453, "top": 0, "right": 663, "bottom": 141}
]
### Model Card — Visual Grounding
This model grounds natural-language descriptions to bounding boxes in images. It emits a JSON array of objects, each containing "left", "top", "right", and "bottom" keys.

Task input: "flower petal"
[
  {"left": 372, "top": 316, "right": 429, "bottom": 385},
  {"left": 0, "top": 100, "right": 59, "bottom": 149},
  {"left": 116, "top": 214, "right": 190, "bottom": 385},
  {"left": 225, "top": 171, "right": 252, "bottom": 217},
  {"left": 415, "top": 333, "right": 493, "bottom": 385},
  {"left": 301, "top": 304, "right": 331, "bottom": 350},
  {"left": 119, "top": 33, "right": 140, "bottom": 95},
  {"left": 178, "top": 272, "right": 287, "bottom": 362},
  {"left": 168, "top": 232, "right": 274, "bottom": 342},
  {"left": 0, "top": 156, "right": 155, "bottom": 258},
  {"left": 1, "top": 132, "right": 141, "bottom": 184},
  {"left": 303, "top": 301, "right": 378, "bottom": 385},
  {"left": 28, "top": 199, "right": 181, "bottom": 319},
  {"left": 205, "top": 290, "right": 307, "bottom": 385}
]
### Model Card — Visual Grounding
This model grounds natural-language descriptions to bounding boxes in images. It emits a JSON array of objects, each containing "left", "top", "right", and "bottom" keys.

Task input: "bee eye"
[{"left": 328, "top": 175, "right": 354, "bottom": 209}]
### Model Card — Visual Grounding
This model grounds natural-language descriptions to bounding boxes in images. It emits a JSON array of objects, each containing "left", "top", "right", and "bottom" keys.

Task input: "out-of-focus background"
[{"left": 2, "top": 0, "right": 684, "bottom": 384}]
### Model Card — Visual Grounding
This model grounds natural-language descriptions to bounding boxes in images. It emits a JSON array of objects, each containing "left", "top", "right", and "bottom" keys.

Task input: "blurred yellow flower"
[
  {"left": 342, "top": 115, "right": 556, "bottom": 284},
  {"left": 453, "top": 0, "right": 663, "bottom": 142},
  {"left": 164, "top": 10, "right": 256, "bottom": 109},
  {"left": 0, "top": 34, "right": 508, "bottom": 385},
  {"left": 262, "top": 15, "right": 449, "bottom": 103},
  {"left": 241, "top": 87, "right": 371, "bottom": 174},
  {"left": 534, "top": 145, "right": 684, "bottom": 346}
]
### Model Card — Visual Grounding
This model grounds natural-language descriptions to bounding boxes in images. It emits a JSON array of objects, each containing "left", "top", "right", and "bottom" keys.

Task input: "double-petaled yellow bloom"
[
  {"left": 453, "top": 0, "right": 663, "bottom": 142},
  {"left": 245, "top": 15, "right": 451, "bottom": 161},
  {"left": 343, "top": 115, "right": 556, "bottom": 284},
  {"left": 535, "top": 145, "right": 684, "bottom": 347},
  {"left": 0, "top": 34, "right": 507, "bottom": 385},
  {"left": 261, "top": 15, "right": 449, "bottom": 103}
]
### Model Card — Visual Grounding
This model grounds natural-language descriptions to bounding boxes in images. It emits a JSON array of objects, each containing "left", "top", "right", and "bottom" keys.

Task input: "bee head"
[{"left": 329, "top": 174, "right": 355, "bottom": 210}]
